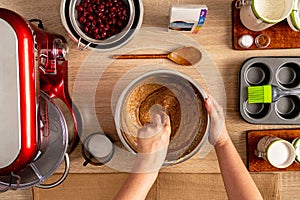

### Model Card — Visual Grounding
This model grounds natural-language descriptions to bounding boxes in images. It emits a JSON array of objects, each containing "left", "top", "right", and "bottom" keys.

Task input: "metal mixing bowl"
[{"left": 115, "top": 70, "right": 210, "bottom": 166}]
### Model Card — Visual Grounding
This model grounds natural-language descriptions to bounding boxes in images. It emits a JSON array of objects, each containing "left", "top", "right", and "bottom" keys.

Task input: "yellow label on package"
[{"left": 169, "top": 4, "right": 208, "bottom": 34}]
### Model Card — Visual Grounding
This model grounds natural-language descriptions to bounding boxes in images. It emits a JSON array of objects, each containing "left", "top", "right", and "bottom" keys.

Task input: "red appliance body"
[
  {"left": 0, "top": 8, "right": 78, "bottom": 176},
  {"left": 0, "top": 8, "right": 38, "bottom": 175}
]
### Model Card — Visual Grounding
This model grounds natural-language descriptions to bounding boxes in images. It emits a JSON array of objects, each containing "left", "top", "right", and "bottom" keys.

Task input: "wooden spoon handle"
[{"left": 112, "top": 54, "right": 168, "bottom": 59}]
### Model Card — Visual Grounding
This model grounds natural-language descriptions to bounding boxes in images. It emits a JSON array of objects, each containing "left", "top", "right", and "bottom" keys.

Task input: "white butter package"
[{"left": 169, "top": 4, "right": 208, "bottom": 34}]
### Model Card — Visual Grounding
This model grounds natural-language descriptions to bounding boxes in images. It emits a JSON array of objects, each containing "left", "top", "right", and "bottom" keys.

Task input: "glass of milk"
[
  {"left": 256, "top": 136, "right": 295, "bottom": 168},
  {"left": 238, "top": 0, "right": 294, "bottom": 31}
]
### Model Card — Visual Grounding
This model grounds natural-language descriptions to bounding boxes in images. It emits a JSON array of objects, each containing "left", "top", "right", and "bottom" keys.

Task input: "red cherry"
[{"left": 77, "top": 0, "right": 130, "bottom": 40}]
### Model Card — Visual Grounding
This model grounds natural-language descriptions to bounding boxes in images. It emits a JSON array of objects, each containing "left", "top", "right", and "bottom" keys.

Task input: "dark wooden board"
[
  {"left": 232, "top": 1, "right": 300, "bottom": 50},
  {"left": 247, "top": 129, "right": 300, "bottom": 172}
]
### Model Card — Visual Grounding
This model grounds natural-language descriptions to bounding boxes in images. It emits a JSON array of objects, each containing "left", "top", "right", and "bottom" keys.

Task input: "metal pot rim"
[
  {"left": 69, "top": 0, "right": 136, "bottom": 45},
  {"left": 60, "top": 0, "right": 144, "bottom": 51},
  {"left": 114, "top": 69, "right": 210, "bottom": 166}
]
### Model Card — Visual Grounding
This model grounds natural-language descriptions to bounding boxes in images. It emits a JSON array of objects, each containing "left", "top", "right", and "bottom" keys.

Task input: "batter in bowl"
[
  {"left": 133, "top": 84, "right": 181, "bottom": 140},
  {"left": 120, "top": 73, "right": 208, "bottom": 164}
]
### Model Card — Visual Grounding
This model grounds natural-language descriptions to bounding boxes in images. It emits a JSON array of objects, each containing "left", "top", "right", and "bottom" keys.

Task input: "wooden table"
[{"left": 1, "top": 0, "right": 300, "bottom": 199}]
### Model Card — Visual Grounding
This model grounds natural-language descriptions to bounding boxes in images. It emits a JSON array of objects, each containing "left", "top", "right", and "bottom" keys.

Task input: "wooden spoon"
[{"left": 112, "top": 46, "right": 202, "bottom": 66}]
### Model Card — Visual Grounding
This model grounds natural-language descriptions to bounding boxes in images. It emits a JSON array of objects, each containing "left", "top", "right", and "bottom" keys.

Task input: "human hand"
[
  {"left": 205, "top": 95, "right": 229, "bottom": 147},
  {"left": 114, "top": 113, "right": 170, "bottom": 200},
  {"left": 134, "top": 111, "right": 171, "bottom": 173}
]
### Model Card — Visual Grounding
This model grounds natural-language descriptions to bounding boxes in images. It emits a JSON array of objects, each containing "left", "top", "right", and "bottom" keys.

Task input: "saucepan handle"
[{"left": 77, "top": 37, "right": 91, "bottom": 50}]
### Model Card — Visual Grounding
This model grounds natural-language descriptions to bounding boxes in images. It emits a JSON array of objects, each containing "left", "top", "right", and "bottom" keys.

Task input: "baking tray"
[
  {"left": 247, "top": 129, "right": 300, "bottom": 172},
  {"left": 232, "top": 1, "right": 300, "bottom": 50},
  {"left": 239, "top": 57, "right": 300, "bottom": 124}
]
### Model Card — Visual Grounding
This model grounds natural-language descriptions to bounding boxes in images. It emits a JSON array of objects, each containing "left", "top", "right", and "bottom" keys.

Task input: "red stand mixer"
[{"left": 0, "top": 8, "right": 80, "bottom": 190}]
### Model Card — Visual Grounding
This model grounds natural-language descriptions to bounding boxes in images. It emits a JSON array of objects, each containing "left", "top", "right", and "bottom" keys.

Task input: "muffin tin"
[{"left": 239, "top": 57, "right": 300, "bottom": 124}]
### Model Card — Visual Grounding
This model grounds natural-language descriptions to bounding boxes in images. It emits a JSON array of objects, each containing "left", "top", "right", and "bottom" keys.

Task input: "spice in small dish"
[{"left": 255, "top": 34, "right": 271, "bottom": 48}]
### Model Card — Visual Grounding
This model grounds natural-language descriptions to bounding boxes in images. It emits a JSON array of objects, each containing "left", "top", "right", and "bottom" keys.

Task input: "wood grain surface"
[
  {"left": 1, "top": 0, "right": 300, "bottom": 199},
  {"left": 33, "top": 173, "right": 280, "bottom": 200}
]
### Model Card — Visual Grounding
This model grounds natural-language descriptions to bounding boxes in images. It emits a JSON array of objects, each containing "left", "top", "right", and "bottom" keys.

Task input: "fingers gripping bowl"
[{"left": 115, "top": 70, "right": 210, "bottom": 165}]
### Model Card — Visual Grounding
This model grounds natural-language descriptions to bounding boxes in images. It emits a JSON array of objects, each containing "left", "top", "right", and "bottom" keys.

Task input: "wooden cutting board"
[
  {"left": 232, "top": 1, "right": 300, "bottom": 50},
  {"left": 247, "top": 129, "right": 300, "bottom": 172}
]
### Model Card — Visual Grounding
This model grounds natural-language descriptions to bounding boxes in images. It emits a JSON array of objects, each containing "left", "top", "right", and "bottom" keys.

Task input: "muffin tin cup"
[
  {"left": 239, "top": 57, "right": 300, "bottom": 124},
  {"left": 276, "top": 63, "right": 300, "bottom": 88}
]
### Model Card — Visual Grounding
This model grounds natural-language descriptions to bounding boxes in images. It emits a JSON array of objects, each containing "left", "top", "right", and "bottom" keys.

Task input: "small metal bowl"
[{"left": 61, "top": 0, "right": 143, "bottom": 51}]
